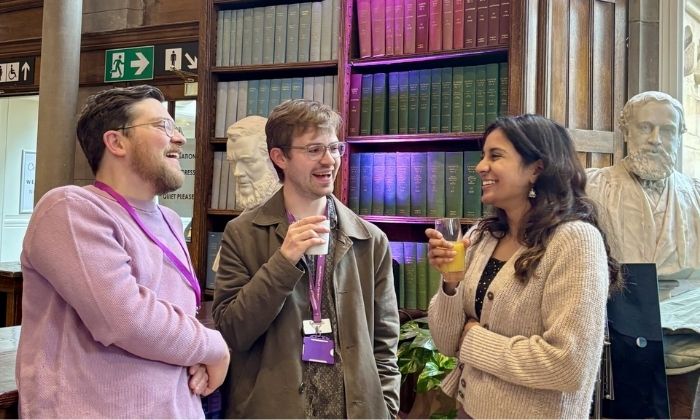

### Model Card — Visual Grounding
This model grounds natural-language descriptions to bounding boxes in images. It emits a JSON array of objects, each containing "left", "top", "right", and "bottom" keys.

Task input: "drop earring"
[{"left": 528, "top": 187, "right": 536, "bottom": 199}]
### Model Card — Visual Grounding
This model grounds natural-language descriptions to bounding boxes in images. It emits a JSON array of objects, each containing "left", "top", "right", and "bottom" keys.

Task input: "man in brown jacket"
[{"left": 213, "top": 99, "right": 400, "bottom": 418}]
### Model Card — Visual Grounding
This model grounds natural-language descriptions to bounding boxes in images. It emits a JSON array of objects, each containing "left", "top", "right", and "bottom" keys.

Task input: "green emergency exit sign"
[{"left": 104, "top": 46, "right": 154, "bottom": 83}]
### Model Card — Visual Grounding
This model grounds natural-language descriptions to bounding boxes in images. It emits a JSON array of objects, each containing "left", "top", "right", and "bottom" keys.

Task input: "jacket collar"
[{"left": 252, "top": 188, "right": 371, "bottom": 241}]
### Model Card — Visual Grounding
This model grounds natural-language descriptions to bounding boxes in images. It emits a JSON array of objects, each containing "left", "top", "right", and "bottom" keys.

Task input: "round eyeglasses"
[
  {"left": 280, "top": 142, "right": 347, "bottom": 161},
  {"left": 119, "top": 118, "right": 184, "bottom": 137}
]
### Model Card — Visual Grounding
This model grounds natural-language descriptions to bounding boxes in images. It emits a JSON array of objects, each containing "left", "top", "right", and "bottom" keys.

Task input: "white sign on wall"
[{"left": 20, "top": 149, "right": 36, "bottom": 213}]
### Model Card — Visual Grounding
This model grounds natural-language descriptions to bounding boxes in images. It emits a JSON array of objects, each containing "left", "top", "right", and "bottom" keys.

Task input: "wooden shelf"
[
  {"left": 212, "top": 137, "right": 227, "bottom": 144},
  {"left": 350, "top": 47, "right": 508, "bottom": 70},
  {"left": 361, "top": 215, "right": 478, "bottom": 225},
  {"left": 208, "top": 209, "right": 242, "bottom": 217},
  {"left": 345, "top": 132, "right": 483, "bottom": 144}
]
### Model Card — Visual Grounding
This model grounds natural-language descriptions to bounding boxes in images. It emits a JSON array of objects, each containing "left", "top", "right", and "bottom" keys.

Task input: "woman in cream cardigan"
[{"left": 427, "top": 114, "right": 622, "bottom": 418}]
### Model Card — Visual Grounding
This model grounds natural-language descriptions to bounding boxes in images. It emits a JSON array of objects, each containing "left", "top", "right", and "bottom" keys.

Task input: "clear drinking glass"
[{"left": 434, "top": 218, "right": 465, "bottom": 273}]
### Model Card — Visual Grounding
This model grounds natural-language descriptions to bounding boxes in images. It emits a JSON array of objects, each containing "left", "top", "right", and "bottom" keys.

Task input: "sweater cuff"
[{"left": 200, "top": 327, "right": 230, "bottom": 365}]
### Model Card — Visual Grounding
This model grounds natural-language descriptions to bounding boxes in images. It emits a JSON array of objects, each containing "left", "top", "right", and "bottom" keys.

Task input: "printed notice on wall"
[{"left": 20, "top": 149, "right": 36, "bottom": 213}]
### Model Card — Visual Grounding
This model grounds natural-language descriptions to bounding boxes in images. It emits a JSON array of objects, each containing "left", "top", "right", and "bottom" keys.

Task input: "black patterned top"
[{"left": 475, "top": 257, "right": 506, "bottom": 320}]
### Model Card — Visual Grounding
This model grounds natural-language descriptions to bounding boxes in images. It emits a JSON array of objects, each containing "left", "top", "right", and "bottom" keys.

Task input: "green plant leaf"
[{"left": 430, "top": 408, "right": 458, "bottom": 419}]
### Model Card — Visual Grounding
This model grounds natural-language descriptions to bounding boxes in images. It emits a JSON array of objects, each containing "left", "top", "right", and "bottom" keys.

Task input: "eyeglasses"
[
  {"left": 280, "top": 142, "right": 347, "bottom": 160},
  {"left": 119, "top": 119, "right": 184, "bottom": 138}
]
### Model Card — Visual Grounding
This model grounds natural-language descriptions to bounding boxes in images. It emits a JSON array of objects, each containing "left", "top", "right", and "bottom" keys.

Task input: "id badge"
[
  {"left": 302, "top": 336, "right": 335, "bottom": 364},
  {"left": 302, "top": 318, "right": 332, "bottom": 335}
]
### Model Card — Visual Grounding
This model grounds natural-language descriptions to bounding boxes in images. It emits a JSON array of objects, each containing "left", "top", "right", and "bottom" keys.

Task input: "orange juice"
[{"left": 441, "top": 241, "right": 466, "bottom": 273}]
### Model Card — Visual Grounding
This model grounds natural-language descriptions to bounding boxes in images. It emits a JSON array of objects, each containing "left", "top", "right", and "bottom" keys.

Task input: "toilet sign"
[
  {"left": 0, "top": 57, "right": 35, "bottom": 84},
  {"left": 154, "top": 42, "right": 199, "bottom": 76}
]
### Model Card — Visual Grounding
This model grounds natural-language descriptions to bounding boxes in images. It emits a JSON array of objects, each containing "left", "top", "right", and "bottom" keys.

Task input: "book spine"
[
  {"left": 313, "top": 75, "right": 325, "bottom": 102},
  {"left": 453, "top": 0, "right": 465, "bottom": 49},
  {"left": 286, "top": 3, "right": 300, "bottom": 62},
  {"left": 499, "top": 0, "right": 510, "bottom": 45},
  {"left": 429, "top": 68, "right": 442, "bottom": 133},
  {"left": 320, "top": 0, "right": 333, "bottom": 60},
  {"left": 464, "top": 0, "right": 477, "bottom": 48},
  {"left": 247, "top": 79, "right": 259, "bottom": 116},
  {"left": 291, "top": 77, "right": 304, "bottom": 100},
  {"left": 298, "top": 2, "right": 313, "bottom": 62},
  {"left": 384, "top": 153, "right": 397, "bottom": 216},
  {"left": 407, "top": 70, "right": 420, "bottom": 134},
  {"left": 463, "top": 151, "right": 482, "bottom": 218},
  {"left": 371, "top": 152, "right": 386, "bottom": 215},
  {"left": 474, "top": 64, "right": 487, "bottom": 131},
  {"left": 234, "top": 10, "right": 244, "bottom": 65},
  {"left": 360, "top": 74, "right": 374, "bottom": 135},
  {"left": 389, "top": 242, "right": 405, "bottom": 308},
  {"left": 331, "top": 0, "right": 341, "bottom": 59},
  {"left": 476, "top": 0, "right": 488, "bottom": 47},
  {"left": 225, "top": 81, "right": 239, "bottom": 130},
  {"left": 371, "top": 0, "right": 387, "bottom": 56},
  {"left": 215, "top": 82, "right": 228, "bottom": 138},
  {"left": 440, "top": 66, "right": 453, "bottom": 132},
  {"left": 410, "top": 152, "right": 427, "bottom": 216},
  {"left": 251, "top": 7, "right": 265, "bottom": 65},
  {"left": 394, "top": 0, "right": 405, "bottom": 55},
  {"left": 487, "top": 0, "right": 500, "bottom": 46},
  {"left": 348, "top": 73, "right": 363, "bottom": 136},
  {"left": 237, "top": 80, "right": 248, "bottom": 118},
  {"left": 398, "top": 71, "right": 410, "bottom": 134},
  {"left": 349, "top": 153, "right": 361, "bottom": 213},
  {"left": 218, "top": 11, "right": 228, "bottom": 66},
  {"left": 269, "top": 78, "right": 282, "bottom": 111},
  {"left": 417, "top": 69, "right": 431, "bottom": 134},
  {"left": 404, "top": 0, "right": 417, "bottom": 54},
  {"left": 403, "top": 242, "right": 417, "bottom": 309},
  {"left": 462, "top": 65, "right": 475, "bottom": 131},
  {"left": 309, "top": 1, "right": 323, "bottom": 61},
  {"left": 357, "top": 0, "right": 373, "bottom": 58},
  {"left": 359, "top": 153, "right": 374, "bottom": 215},
  {"left": 257, "top": 78, "right": 271, "bottom": 117},
  {"left": 428, "top": 0, "right": 442, "bottom": 52},
  {"left": 445, "top": 151, "right": 464, "bottom": 217},
  {"left": 485, "top": 62, "right": 499, "bottom": 125},
  {"left": 442, "top": 0, "right": 454, "bottom": 50},
  {"left": 416, "top": 242, "right": 429, "bottom": 310},
  {"left": 211, "top": 152, "right": 223, "bottom": 210},
  {"left": 280, "top": 78, "right": 293, "bottom": 103},
  {"left": 274, "top": 5, "right": 288, "bottom": 64},
  {"left": 395, "top": 152, "right": 411, "bottom": 216},
  {"left": 262, "top": 5, "right": 276, "bottom": 64},
  {"left": 385, "top": 0, "right": 395, "bottom": 56},
  {"left": 388, "top": 72, "right": 400, "bottom": 135},
  {"left": 372, "top": 72, "right": 388, "bottom": 135},
  {"left": 205, "top": 232, "right": 224, "bottom": 289},
  {"left": 241, "top": 8, "right": 254, "bottom": 65},
  {"left": 415, "top": 0, "right": 429, "bottom": 53},
  {"left": 427, "top": 151, "right": 446, "bottom": 217},
  {"left": 499, "top": 61, "right": 509, "bottom": 115},
  {"left": 451, "top": 67, "right": 464, "bottom": 132}
]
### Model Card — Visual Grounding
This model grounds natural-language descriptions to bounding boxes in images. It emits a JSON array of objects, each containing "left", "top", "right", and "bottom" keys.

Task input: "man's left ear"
[{"left": 269, "top": 148, "right": 287, "bottom": 171}]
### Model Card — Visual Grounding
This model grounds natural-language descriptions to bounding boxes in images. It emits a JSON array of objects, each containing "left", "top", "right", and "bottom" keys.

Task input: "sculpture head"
[
  {"left": 226, "top": 116, "right": 279, "bottom": 209},
  {"left": 619, "top": 91, "right": 686, "bottom": 180}
]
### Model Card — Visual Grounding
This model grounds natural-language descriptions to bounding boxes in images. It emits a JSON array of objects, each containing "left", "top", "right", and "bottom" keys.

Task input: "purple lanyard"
[
  {"left": 287, "top": 208, "right": 328, "bottom": 324},
  {"left": 94, "top": 181, "right": 201, "bottom": 307}
]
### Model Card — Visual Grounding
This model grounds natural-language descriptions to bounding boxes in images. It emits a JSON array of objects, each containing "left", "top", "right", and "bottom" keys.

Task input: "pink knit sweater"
[{"left": 16, "top": 185, "right": 229, "bottom": 418}]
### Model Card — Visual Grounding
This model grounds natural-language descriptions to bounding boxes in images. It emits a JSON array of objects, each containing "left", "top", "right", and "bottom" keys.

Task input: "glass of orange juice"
[{"left": 434, "top": 218, "right": 465, "bottom": 273}]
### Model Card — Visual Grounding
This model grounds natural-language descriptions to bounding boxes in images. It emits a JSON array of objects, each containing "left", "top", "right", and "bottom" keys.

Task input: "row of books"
[
  {"left": 210, "top": 152, "right": 238, "bottom": 211},
  {"left": 348, "top": 62, "right": 507, "bottom": 136},
  {"left": 357, "top": 0, "right": 510, "bottom": 58},
  {"left": 206, "top": 232, "right": 224, "bottom": 289},
  {"left": 215, "top": 0, "right": 340, "bottom": 67},
  {"left": 349, "top": 151, "right": 485, "bottom": 218},
  {"left": 215, "top": 76, "right": 339, "bottom": 137},
  {"left": 390, "top": 241, "right": 441, "bottom": 310}
]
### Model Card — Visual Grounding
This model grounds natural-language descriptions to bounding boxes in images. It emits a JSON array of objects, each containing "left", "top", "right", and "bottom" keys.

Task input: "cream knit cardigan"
[{"left": 429, "top": 221, "right": 609, "bottom": 418}]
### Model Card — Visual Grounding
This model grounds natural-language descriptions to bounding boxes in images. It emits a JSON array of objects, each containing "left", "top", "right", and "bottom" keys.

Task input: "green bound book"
[
  {"left": 440, "top": 67, "right": 453, "bottom": 132},
  {"left": 251, "top": 7, "right": 265, "bottom": 65},
  {"left": 262, "top": 6, "right": 276, "bottom": 64},
  {"left": 463, "top": 66, "right": 476, "bottom": 132},
  {"left": 359, "top": 153, "right": 374, "bottom": 215},
  {"left": 398, "top": 72, "right": 410, "bottom": 134},
  {"left": 418, "top": 70, "right": 431, "bottom": 134},
  {"left": 463, "top": 150, "right": 482, "bottom": 218},
  {"left": 286, "top": 4, "right": 300, "bottom": 62},
  {"left": 499, "top": 61, "right": 509, "bottom": 116},
  {"left": 410, "top": 152, "right": 427, "bottom": 216},
  {"left": 485, "top": 62, "right": 499, "bottom": 126},
  {"left": 445, "top": 151, "right": 464, "bottom": 217},
  {"left": 429, "top": 68, "right": 442, "bottom": 133},
  {"left": 257, "top": 78, "right": 271, "bottom": 116},
  {"left": 241, "top": 8, "right": 254, "bottom": 65},
  {"left": 474, "top": 64, "right": 487, "bottom": 131},
  {"left": 388, "top": 72, "right": 400, "bottom": 135},
  {"left": 416, "top": 242, "right": 429, "bottom": 310},
  {"left": 389, "top": 242, "right": 405, "bottom": 308},
  {"left": 273, "top": 4, "right": 288, "bottom": 64},
  {"left": 360, "top": 74, "right": 374, "bottom": 135},
  {"left": 427, "top": 151, "right": 446, "bottom": 217},
  {"left": 371, "top": 153, "right": 386, "bottom": 215},
  {"left": 247, "top": 79, "right": 259, "bottom": 116},
  {"left": 408, "top": 70, "right": 420, "bottom": 134},
  {"left": 280, "top": 78, "right": 292, "bottom": 102},
  {"left": 348, "top": 153, "right": 361, "bottom": 213},
  {"left": 291, "top": 77, "right": 304, "bottom": 99},
  {"left": 269, "top": 79, "right": 282, "bottom": 112},
  {"left": 384, "top": 153, "right": 397, "bottom": 216},
  {"left": 452, "top": 66, "right": 464, "bottom": 132},
  {"left": 298, "top": 2, "right": 313, "bottom": 62},
  {"left": 372, "top": 73, "right": 387, "bottom": 135},
  {"left": 395, "top": 152, "right": 411, "bottom": 216},
  {"left": 403, "top": 242, "right": 418, "bottom": 309}
]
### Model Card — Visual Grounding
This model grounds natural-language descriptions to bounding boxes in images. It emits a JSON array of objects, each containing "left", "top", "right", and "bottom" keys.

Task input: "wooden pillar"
[{"left": 34, "top": 0, "right": 82, "bottom": 203}]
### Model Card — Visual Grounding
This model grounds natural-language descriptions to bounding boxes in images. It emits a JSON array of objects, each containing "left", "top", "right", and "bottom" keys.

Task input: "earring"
[{"left": 528, "top": 187, "right": 536, "bottom": 199}]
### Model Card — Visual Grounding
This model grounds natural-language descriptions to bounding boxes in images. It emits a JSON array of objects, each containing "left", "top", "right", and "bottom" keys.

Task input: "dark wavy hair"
[{"left": 473, "top": 114, "right": 622, "bottom": 294}]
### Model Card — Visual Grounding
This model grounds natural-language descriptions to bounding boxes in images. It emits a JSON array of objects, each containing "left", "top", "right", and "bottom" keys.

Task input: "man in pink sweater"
[{"left": 16, "top": 85, "right": 230, "bottom": 418}]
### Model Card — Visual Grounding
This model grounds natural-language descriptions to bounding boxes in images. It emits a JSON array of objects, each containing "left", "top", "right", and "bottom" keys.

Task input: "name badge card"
[
  {"left": 302, "top": 318, "right": 332, "bottom": 335},
  {"left": 302, "top": 336, "right": 335, "bottom": 364}
]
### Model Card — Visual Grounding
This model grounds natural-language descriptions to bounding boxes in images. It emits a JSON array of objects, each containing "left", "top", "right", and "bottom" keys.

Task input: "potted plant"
[{"left": 398, "top": 317, "right": 458, "bottom": 419}]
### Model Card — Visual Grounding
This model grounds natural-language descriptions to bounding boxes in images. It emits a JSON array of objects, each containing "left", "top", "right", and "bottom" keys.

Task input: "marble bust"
[
  {"left": 586, "top": 91, "right": 700, "bottom": 281},
  {"left": 226, "top": 116, "right": 280, "bottom": 210}
]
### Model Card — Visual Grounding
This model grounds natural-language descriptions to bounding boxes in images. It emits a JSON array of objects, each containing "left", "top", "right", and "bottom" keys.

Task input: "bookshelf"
[{"left": 193, "top": 0, "right": 346, "bottom": 294}]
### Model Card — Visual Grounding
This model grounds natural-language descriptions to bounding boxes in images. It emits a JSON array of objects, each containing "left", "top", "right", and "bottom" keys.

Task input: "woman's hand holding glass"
[{"left": 426, "top": 218, "right": 469, "bottom": 294}]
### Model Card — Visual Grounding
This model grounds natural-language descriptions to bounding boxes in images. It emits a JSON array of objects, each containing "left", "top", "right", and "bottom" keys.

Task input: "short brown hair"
[
  {"left": 265, "top": 99, "right": 342, "bottom": 181},
  {"left": 76, "top": 85, "right": 164, "bottom": 174}
]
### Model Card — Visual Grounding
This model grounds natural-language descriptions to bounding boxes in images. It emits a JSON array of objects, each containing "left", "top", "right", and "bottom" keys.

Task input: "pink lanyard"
[
  {"left": 287, "top": 208, "right": 328, "bottom": 324},
  {"left": 94, "top": 181, "right": 201, "bottom": 307}
]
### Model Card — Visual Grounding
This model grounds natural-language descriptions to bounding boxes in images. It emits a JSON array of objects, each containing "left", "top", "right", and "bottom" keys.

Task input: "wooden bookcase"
[{"left": 193, "top": 0, "right": 527, "bottom": 294}]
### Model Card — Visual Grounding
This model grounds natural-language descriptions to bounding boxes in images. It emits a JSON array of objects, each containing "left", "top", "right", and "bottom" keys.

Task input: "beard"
[
  {"left": 623, "top": 147, "right": 676, "bottom": 181},
  {"left": 235, "top": 173, "right": 280, "bottom": 209},
  {"left": 130, "top": 144, "right": 185, "bottom": 195}
]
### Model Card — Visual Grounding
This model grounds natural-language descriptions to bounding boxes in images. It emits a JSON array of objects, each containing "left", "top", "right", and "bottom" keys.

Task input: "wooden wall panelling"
[
  {"left": 142, "top": 0, "right": 201, "bottom": 26},
  {"left": 613, "top": 0, "right": 627, "bottom": 162},
  {"left": 591, "top": 0, "right": 614, "bottom": 168},
  {"left": 0, "top": 6, "right": 42, "bottom": 42},
  {"left": 569, "top": 0, "right": 591, "bottom": 167},
  {"left": 546, "top": 0, "right": 569, "bottom": 125}
]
